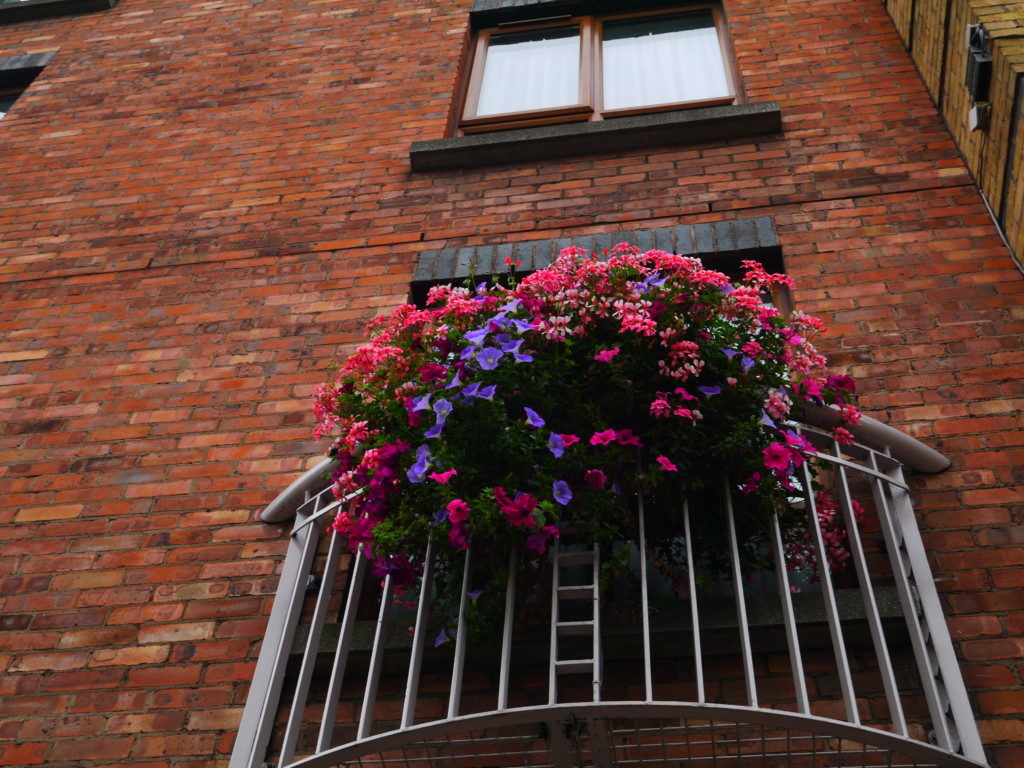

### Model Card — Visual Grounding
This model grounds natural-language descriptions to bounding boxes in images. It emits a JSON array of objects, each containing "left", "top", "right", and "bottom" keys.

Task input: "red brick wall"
[{"left": 0, "top": 0, "right": 1021, "bottom": 766}]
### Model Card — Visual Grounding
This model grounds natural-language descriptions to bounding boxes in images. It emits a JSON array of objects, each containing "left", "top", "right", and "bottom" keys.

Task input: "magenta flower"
[
  {"left": 559, "top": 433, "right": 579, "bottom": 447},
  {"left": 428, "top": 469, "right": 458, "bottom": 484},
  {"left": 615, "top": 429, "right": 642, "bottom": 447},
  {"left": 594, "top": 347, "right": 620, "bottom": 362},
  {"left": 762, "top": 442, "right": 793, "bottom": 475},
  {"left": 446, "top": 498, "right": 470, "bottom": 524},
  {"left": 525, "top": 526, "right": 561, "bottom": 555},
  {"left": 826, "top": 374, "right": 856, "bottom": 393},
  {"left": 584, "top": 469, "right": 607, "bottom": 489},
  {"left": 655, "top": 456, "right": 677, "bottom": 472},
  {"left": 590, "top": 429, "right": 617, "bottom": 446},
  {"left": 418, "top": 364, "right": 447, "bottom": 383},
  {"left": 493, "top": 487, "right": 539, "bottom": 527}
]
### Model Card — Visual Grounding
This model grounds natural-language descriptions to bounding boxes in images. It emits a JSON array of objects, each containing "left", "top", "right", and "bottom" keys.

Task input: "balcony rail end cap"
[
  {"left": 796, "top": 401, "right": 951, "bottom": 474},
  {"left": 260, "top": 456, "right": 335, "bottom": 524}
]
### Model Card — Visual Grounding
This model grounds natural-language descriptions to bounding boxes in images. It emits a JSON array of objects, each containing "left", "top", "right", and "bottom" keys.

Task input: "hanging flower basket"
[{"left": 313, "top": 244, "right": 861, "bottom": 626}]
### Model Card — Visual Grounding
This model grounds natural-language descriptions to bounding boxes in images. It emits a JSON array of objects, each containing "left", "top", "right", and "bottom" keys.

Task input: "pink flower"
[
  {"left": 418, "top": 364, "right": 447, "bottom": 383},
  {"left": 594, "top": 348, "right": 620, "bottom": 362},
  {"left": 650, "top": 397, "right": 672, "bottom": 418},
  {"left": 448, "top": 525, "right": 469, "bottom": 550},
  {"left": 740, "top": 472, "right": 762, "bottom": 495},
  {"left": 525, "top": 525, "right": 560, "bottom": 555},
  {"left": 428, "top": 469, "right": 458, "bottom": 484},
  {"left": 615, "top": 429, "right": 642, "bottom": 447},
  {"left": 446, "top": 499, "right": 471, "bottom": 550},
  {"left": 584, "top": 469, "right": 607, "bottom": 489},
  {"left": 762, "top": 442, "right": 793, "bottom": 474},
  {"left": 833, "top": 427, "right": 854, "bottom": 445},
  {"left": 446, "top": 499, "right": 470, "bottom": 524},
  {"left": 590, "top": 429, "right": 617, "bottom": 446},
  {"left": 493, "top": 487, "right": 539, "bottom": 527},
  {"left": 656, "top": 456, "right": 677, "bottom": 472},
  {"left": 826, "top": 374, "right": 856, "bottom": 393},
  {"left": 559, "top": 433, "right": 580, "bottom": 447}
]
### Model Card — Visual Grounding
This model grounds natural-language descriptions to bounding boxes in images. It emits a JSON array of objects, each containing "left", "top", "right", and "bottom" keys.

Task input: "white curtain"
[
  {"left": 603, "top": 21, "right": 730, "bottom": 111},
  {"left": 476, "top": 32, "right": 580, "bottom": 117}
]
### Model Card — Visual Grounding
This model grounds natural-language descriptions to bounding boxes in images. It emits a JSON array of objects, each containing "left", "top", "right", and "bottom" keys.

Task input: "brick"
[{"left": 89, "top": 645, "right": 170, "bottom": 667}]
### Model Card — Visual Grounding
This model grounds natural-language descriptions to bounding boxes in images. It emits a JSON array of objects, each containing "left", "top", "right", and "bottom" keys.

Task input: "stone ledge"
[
  {"left": 0, "top": 0, "right": 116, "bottom": 24},
  {"left": 409, "top": 101, "right": 782, "bottom": 172}
]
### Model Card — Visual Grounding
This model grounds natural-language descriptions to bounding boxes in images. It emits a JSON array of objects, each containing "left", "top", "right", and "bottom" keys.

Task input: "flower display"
[{"left": 313, "top": 244, "right": 862, "bottom": 623}]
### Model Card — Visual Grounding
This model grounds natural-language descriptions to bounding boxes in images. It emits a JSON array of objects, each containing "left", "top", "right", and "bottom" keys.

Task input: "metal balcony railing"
[{"left": 230, "top": 426, "right": 988, "bottom": 768}]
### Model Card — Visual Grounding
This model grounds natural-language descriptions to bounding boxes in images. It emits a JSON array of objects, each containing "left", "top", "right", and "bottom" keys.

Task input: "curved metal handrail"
[
  {"left": 259, "top": 414, "right": 949, "bottom": 524},
  {"left": 290, "top": 703, "right": 988, "bottom": 768},
  {"left": 232, "top": 431, "right": 985, "bottom": 768}
]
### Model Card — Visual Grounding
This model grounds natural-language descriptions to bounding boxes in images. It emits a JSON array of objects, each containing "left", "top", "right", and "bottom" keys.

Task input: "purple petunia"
[
  {"left": 524, "top": 407, "right": 545, "bottom": 428},
  {"left": 411, "top": 394, "right": 432, "bottom": 411},
  {"left": 721, "top": 348, "right": 740, "bottom": 359},
  {"left": 553, "top": 480, "right": 572, "bottom": 506},
  {"left": 698, "top": 386, "right": 721, "bottom": 397},
  {"left": 547, "top": 432, "right": 565, "bottom": 458},
  {"left": 477, "top": 347, "right": 504, "bottom": 370},
  {"left": 433, "top": 398, "right": 453, "bottom": 417},
  {"left": 464, "top": 328, "right": 489, "bottom": 346},
  {"left": 407, "top": 445, "right": 432, "bottom": 483},
  {"left": 741, "top": 356, "right": 756, "bottom": 372}
]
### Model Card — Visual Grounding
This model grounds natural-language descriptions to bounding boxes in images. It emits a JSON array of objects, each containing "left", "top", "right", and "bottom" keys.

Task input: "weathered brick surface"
[{"left": 0, "top": 0, "right": 1022, "bottom": 766}]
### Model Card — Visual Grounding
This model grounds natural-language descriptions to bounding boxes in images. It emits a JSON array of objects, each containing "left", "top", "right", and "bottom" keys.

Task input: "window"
[
  {"left": 0, "top": 57, "right": 46, "bottom": 120},
  {"left": 0, "top": 0, "right": 116, "bottom": 24},
  {"left": 460, "top": 6, "right": 737, "bottom": 134}
]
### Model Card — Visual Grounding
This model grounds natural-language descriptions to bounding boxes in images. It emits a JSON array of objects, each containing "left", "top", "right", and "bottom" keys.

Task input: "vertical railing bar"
[
  {"left": 799, "top": 459, "right": 859, "bottom": 725},
  {"left": 229, "top": 510, "right": 321, "bottom": 768},
  {"left": 401, "top": 541, "right": 435, "bottom": 729},
  {"left": 548, "top": 536, "right": 559, "bottom": 706},
  {"left": 497, "top": 546, "right": 517, "bottom": 711},
  {"left": 885, "top": 453, "right": 986, "bottom": 761},
  {"left": 637, "top": 494, "right": 654, "bottom": 702},
  {"left": 867, "top": 454, "right": 962, "bottom": 756},
  {"left": 357, "top": 573, "right": 393, "bottom": 740},
  {"left": 592, "top": 539, "right": 602, "bottom": 703},
  {"left": 723, "top": 476, "right": 757, "bottom": 708},
  {"left": 770, "top": 514, "right": 809, "bottom": 715},
  {"left": 448, "top": 546, "right": 472, "bottom": 720},
  {"left": 683, "top": 500, "right": 705, "bottom": 704},
  {"left": 317, "top": 544, "right": 368, "bottom": 752},
  {"left": 833, "top": 451, "right": 908, "bottom": 737},
  {"left": 278, "top": 529, "right": 344, "bottom": 766}
]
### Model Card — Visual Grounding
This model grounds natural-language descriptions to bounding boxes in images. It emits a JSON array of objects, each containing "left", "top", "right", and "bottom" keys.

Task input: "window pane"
[
  {"left": 602, "top": 11, "right": 731, "bottom": 111},
  {"left": 0, "top": 96, "right": 16, "bottom": 119},
  {"left": 475, "top": 27, "right": 580, "bottom": 117}
]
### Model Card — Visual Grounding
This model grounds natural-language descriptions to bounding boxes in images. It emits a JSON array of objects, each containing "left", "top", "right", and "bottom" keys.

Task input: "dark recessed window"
[
  {"left": 460, "top": 6, "right": 737, "bottom": 134},
  {"left": 0, "top": 62, "right": 44, "bottom": 120}
]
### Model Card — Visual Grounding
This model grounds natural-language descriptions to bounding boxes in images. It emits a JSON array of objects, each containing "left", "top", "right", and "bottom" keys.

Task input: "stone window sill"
[
  {"left": 409, "top": 101, "right": 781, "bottom": 172},
  {"left": 0, "top": 0, "right": 116, "bottom": 24}
]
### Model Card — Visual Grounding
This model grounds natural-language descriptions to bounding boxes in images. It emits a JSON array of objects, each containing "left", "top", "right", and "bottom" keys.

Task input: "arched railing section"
[{"left": 231, "top": 427, "right": 988, "bottom": 768}]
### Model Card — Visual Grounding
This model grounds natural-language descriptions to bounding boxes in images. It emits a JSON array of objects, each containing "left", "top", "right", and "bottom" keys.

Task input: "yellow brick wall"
[{"left": 883, "top": 0, "right": 1024, "bottom": 260}]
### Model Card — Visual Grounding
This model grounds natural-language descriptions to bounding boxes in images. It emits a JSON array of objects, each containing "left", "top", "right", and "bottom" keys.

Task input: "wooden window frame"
[{"left": 458, "top": 5, "right": 740, "bottom": 136}]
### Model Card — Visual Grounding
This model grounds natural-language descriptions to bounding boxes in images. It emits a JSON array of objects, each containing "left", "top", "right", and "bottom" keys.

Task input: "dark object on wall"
[{"left": 965, "top": 24, "right": 992, "bottom": 103}]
